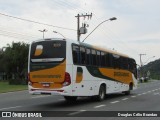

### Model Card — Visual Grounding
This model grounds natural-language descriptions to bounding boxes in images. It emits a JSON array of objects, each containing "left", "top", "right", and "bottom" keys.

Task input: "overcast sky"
[{"left": 0, "top": 0, "right": 159, "bottom": 65}]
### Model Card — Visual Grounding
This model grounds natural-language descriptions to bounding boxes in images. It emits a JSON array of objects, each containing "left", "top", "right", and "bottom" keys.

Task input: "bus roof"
[
  {"left": 78, "top": 41, "right": 129, "bottom": 58},
  {"left": 31, "top": 38, "right": 130, "bottom": 58}
]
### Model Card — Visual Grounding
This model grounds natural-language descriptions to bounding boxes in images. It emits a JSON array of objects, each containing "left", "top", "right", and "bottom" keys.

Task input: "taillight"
[
  {"left": 28, "top": 73, "right": 32, "bottom": 86},
  {"left": 62, "top": 72, "right": 71, "bottom": 86}
]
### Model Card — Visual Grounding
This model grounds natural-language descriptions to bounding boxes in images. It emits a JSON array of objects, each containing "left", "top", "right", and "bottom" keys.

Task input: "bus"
[{"left": 28, "top": 38, "right": 137, "bottom": 101}]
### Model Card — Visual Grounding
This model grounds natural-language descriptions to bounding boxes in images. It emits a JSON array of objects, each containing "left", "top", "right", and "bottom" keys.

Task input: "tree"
[
  {"left": 1, "top": 42, "right": 29, "bottom": 84},
  {"left": 143, "top": 58, "right": 160, "bottom": 80},
  {"left": 0, "top": 50, "right": 5, "bottom": 80}
]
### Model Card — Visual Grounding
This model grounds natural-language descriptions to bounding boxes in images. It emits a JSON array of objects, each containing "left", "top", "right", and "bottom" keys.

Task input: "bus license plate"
[{"left": 42, "top": 83, "right": 50, "bottom": 87}]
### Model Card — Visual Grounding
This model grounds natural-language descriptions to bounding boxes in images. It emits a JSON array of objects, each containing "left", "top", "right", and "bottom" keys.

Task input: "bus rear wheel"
[
  {"left": 95, "top": 85, "right": 106, "bottom": 101},
  {"left": 64, "top": 96, "right": 77, "bottom": 102}
]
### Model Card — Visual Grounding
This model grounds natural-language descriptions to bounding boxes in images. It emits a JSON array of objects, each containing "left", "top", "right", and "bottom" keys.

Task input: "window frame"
[{"left": 72, "top": 44, "right": 80, "bottom": 65}]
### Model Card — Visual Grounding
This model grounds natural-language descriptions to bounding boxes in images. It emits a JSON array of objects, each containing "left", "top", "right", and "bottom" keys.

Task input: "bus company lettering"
[
  {"left": 114, "top": 72, "right": 129, "bottom": 77},
  {"left": 33, "top": 75, "right": 61, "bottom": 78}
]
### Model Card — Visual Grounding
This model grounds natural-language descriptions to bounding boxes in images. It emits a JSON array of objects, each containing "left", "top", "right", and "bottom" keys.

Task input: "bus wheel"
[
  {"left": 124, "top": 83, "right": 133, "bottom": 95},
  {"left": 124, "top": 90, "right": 130, "bottom": 95},
  {"left": 96, "top": 85, "right": 106, "bottom": 101},
  {"left": 64, "top": 96, "right": 77, "bottom": 102}
]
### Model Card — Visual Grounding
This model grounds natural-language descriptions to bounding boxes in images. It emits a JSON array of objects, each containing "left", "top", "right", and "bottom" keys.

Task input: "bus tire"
[
  {"left": 64, "top": 96, "right": 77, "bottom": 102},
  {"left": 124, "top": 90, "right": 130, "bottom": 95},
  {"left": 124, "top": 83, "right": 133, "bottom": 95},
  {"left": 96, "top": 85, "right": 106, "bottom": 101}
]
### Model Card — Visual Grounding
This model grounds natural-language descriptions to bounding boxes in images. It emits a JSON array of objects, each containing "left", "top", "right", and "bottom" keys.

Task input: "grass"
[{"left": 0, "top": 81, "right": 27, "bottom": 93}]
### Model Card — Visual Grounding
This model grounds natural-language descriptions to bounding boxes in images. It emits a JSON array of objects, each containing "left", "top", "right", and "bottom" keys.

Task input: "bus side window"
[
  {"left": 91, "top": 49, "right": 97, "bottom": 66},
  {"left": 133, "top": 62, "right": 137, "bottom": 78},
  {"left": 80, "top": 46, "right": 86, "bottom": 65},
  {"left": 101, "top": 52, "right": 106, "bottom": 67},
  {"left": 86, "top": 48, "right": 91, "bottom": 65},
  {"left": 113, "top": 54, "right": 121, "bottom": 69},
  {"left": 128, "top": 59, "right": 133, "bottom": 72},
  {"left": 97, "top": 51, "right": 101, "bottom": 66},
  {"left": 106, "top": 53, "right": 110, "bottom": 67},
  {"left": 72, "top": 45, "right": 80, "bottom": 64},
  {"left": 121, "top": 57, "right": 128, "bottom": 70},
  {"left": 107, "top": 53, "right": 113, "bottom": 68},
  {"left": 129, "top": 59, "right": 137, "bottom": 77}
]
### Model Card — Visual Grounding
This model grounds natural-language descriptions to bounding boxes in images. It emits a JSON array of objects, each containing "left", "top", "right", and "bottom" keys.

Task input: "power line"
[
  {"left": 0, "top": 33, "right": 31, "bottom": 41},
  {"left": 65, "top": 0, "right": 139, "bottom": 54},
  {"left": 69, "top": 2, "right": 125, "bottom": 49},
  {"left": 0, "top": 12, "right": 76, "bottom": 31},
  {"left": 0, "top": 29, "right": 39, "bottom": 41},
  {"left": 46, "top": 0, "right": 141, "bottom": 59},
  {"left": 0, "top": 28, "right": 39, "bottom": 38},
  {"left": 0, "top": 2, "right": 143, "bottom": 58}
]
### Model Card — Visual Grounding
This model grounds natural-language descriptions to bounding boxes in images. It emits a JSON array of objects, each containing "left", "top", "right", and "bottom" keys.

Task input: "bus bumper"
[{"left": 28, "top": 86, "right": 71, "bottom": 96}]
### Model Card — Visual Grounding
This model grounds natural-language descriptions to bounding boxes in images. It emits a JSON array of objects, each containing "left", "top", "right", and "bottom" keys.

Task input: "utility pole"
[
  {"left": 75, "top": 13, "right": 92, "bottom": 42},
  {"left": 139, "top": 54, "right": 146, "bottom": 67},
  {"left": 139, "top": 54, "right": 146, "bottom": 82}
]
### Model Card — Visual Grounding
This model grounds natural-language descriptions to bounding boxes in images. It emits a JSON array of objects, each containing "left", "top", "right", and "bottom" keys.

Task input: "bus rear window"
[{"left": 30, "top": 40, "right": 66, "bottom": 62}]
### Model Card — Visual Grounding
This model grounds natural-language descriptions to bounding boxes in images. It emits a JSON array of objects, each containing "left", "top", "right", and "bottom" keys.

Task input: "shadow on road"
[{"left": 29, "top": 93, "right": 135, "bottom": 111}]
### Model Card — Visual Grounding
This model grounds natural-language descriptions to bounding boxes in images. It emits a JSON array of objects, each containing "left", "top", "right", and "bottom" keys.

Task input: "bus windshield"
[{"left": 30, "top": 40, "right": 66, "bottom": 63}]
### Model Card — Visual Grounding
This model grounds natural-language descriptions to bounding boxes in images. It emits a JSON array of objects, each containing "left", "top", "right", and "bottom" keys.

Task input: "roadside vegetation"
[
  {"left": 0, "top": 81, "right": 27, "bottom": 93},
  {"left": 0, "top": 42, "right": 29, "bottom": 85},
  {"left": 143, "top": 59, "right": 160, "bottom": 80}
]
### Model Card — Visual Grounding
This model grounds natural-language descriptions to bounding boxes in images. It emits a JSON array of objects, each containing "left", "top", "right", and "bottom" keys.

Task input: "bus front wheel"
[
  {"left": 95, "top": 85, "right": 106, "bottom": 101},
  {"left": 124, "top": 83, "right": 133, "bottom": 95}
]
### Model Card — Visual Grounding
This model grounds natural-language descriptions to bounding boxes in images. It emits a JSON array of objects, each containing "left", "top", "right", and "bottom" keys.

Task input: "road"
[{"left": 0, "top": 80, "right": 160, "bottom": 120}]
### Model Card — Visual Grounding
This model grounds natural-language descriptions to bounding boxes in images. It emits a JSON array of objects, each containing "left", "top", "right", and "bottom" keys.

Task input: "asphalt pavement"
[{"left": 0, "top": 80, "right": 160, "bottom": 120}]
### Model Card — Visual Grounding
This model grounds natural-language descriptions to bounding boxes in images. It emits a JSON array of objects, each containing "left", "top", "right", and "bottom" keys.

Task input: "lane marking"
[
  {"left": 137, "top": 94, "right": 142, "bottom": 96},
  {"left": 147, "top": 91, "right": 152, "bottom": 93},
  {"left": 110, "top": 101, "right": 119, "bottom": 104},
  {"left": 122, "top": 98, "right": 128, "bottom": 101},
  {"left": 131, "top": 96, "right": 136, "bottom": 98},
  {"left": 142, "top": 92, "right": 147, "bottom": 95},
  {"left": 68, "top": 110, "right": 86, "bottom": 116},
  {"left": 0, "top": 106, "right": 22, "bottom": 110},
  {"left": 154, "top": 93, "right": 159, "bottom": 95},
  {"left": 94, "top": 105, "right": 106, "bottom": 108}
]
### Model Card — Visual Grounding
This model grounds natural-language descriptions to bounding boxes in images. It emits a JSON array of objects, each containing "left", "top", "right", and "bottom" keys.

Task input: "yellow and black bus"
[{"left": 28, "top": 38, "right": 137, "bottom": 101}]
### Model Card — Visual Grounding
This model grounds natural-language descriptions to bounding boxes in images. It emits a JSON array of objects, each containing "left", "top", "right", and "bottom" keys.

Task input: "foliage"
[
  {"left": 0, "top": 42, "right": 29, "bottom": 84},
  {"left": 143, "top": 58, "right": 160, "bottom": 80}
]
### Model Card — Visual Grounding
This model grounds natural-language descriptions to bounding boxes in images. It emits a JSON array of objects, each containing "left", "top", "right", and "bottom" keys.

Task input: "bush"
[{"left": 9, "top": 79, "right": 27, "bottom": 85}]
